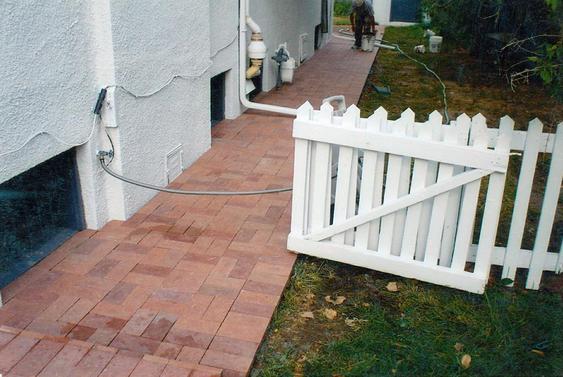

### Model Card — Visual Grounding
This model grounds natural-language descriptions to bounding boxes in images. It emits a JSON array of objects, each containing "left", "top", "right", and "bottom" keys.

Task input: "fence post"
[
  {"left": 290, "top": 102, "right": 314, "bottom": 237},
  {"left": 400, "top": 116, "right": 434, "bottom": 260},
  {"left": 474, "top": 116, "right": 514, "bottom": 279},
  {"left": 526, "top": 123, "right": 563, "bottom": 289},
  {"left": 415, "top": 112, "right": 442, "bottom": 260},
  {"left": 501, "top": 119, "right": 543, "bottom": 284},
  {"left": 392, "top": 108, "right": 416, "bottom": 256},
  {"left": 309, "top": 102, "right": 334, "bottom": 234},
  {"left": 355, "top": 107, "right": 386, "bottom": 250},
  {"left": 332, "top": 104, "right": 361, "bottom": 245}
]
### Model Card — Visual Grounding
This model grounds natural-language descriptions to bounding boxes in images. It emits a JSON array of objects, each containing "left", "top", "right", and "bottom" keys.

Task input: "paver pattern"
[{"left": 0, "top": 35, "right": 380, "bottom": 377}]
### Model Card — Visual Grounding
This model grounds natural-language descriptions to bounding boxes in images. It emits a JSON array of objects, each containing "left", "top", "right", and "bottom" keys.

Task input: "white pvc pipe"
[{"left": 239, "top": 0, "right": 297, "bottom": 116}]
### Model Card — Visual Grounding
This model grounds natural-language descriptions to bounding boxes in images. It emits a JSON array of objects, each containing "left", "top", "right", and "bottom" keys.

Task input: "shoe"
[{"left": 351, "top": 45, "right": 359, "bottom": 49}]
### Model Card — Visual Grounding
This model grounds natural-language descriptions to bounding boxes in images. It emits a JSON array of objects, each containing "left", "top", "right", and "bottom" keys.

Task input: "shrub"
[{"left": 334, "top": 0, "right": 352, "bottom": 17}]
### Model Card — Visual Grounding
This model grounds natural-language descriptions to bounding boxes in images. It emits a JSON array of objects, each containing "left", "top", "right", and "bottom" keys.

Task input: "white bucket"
[
  {"left": 361, "top": 35, "right": 375, "bottom": 52},
  {"left": 429, "top": 36, "right": 443, "bottom": 53},
  {"left": 281, "top": 57, "right": 296, "bottom": 83}
]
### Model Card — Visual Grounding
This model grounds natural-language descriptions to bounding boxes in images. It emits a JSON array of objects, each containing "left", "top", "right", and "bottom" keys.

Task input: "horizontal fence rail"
[{"left": 288, "top": 102, "right": 562, "bottom": 294}]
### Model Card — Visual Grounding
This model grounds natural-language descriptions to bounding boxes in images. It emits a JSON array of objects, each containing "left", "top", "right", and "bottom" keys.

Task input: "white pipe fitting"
[{"left": 239, "top": 0, "right": 297, "bottom": 116}]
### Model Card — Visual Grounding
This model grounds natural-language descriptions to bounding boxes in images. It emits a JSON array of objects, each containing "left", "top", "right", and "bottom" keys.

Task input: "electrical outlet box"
[{"left": 102, "top": 87, "right": 118, "bottom": 128}]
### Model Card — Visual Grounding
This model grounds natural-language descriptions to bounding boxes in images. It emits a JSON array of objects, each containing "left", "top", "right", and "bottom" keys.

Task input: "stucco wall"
[
  {"left": 0, "top": 1, "right": 97, "bottom": 183},
  {"left": 109, "top": 0, "right": 212, "bottom": 219},
  {"left": 209, "top": 0, "right": 241, "bottom": 119},
  {"left": 0, "top": 0, "right": 332, "bottom": 230}
]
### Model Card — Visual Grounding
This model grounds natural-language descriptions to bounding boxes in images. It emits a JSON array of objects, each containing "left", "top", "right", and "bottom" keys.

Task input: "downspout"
[{"left": 239, "top": 0, "right": 297, "bottom": 116}]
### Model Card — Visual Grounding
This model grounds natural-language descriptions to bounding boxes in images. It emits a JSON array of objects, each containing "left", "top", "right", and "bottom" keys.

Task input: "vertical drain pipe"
[{"left": 239, "top": 0, "right": 298, "bottom": 116}]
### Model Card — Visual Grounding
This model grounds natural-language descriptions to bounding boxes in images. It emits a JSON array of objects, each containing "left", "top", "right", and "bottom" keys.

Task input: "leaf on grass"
[
  {"left": 325, "top": 295, "right": 346, "bottom": 305},
  {"left": 300, "top": 311, "right": 315, "bottom": 319},
  {"left": 454, "top": 342, "right": 464, "bottom": 352},
  {"left": 386, "top": 282, "right": 399, "bottom": 292},
  {"left": 362, "top": 302, "right": 371, "bottom": 307},
  {"left": 531, "top": 349, "right": 545, "bottom": 357},
  {"left": 460, "top": 354, "right": 471, "bottom": 369},
  {"left": 345, "top": 317, "right": 368, "bottom": 330},
  {"left": 323, "top": 308, "right": 337, "bottom": 320},
  {"left": 305, "top": 293, "right": 315, "bottom": 300}
]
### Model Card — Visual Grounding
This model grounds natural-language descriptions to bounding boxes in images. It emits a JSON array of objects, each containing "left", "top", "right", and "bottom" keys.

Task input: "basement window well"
[
  {"left": 211, "top": 72, "right": 226, "bottom": 127},
  {"left": 0, "top": 149, "right": 84, "bottom": 287}
]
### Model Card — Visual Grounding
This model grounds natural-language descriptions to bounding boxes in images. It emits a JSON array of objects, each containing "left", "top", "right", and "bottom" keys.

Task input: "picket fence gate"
[{"left": 287, "top": 102, "right": 562, "bottom": 294}]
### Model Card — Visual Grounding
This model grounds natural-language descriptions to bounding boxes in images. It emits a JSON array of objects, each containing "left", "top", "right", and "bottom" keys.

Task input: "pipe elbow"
[{"left": 246, "top": 16, "right": 261, "bottom": 34}]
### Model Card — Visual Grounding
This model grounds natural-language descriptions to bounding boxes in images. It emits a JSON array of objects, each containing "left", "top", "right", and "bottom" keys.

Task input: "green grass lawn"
[
  {"left": 251, "top": 259, "right": 562, "bottom": 377},
  {"left": 250, "top": 26, "right": 563, "bottom": 377}
]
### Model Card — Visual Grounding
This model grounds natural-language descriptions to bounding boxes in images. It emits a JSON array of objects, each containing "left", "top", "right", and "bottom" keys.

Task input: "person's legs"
[{"left": 354, "top": 18, "right": 363, "bottom": 48}]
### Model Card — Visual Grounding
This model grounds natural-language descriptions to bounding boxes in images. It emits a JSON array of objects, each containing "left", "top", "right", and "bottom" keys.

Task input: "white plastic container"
[
  {"left": 429, "top": 36, "right": 443, "bottom": 53},
  {"left": 361, "top": 35, "right": 376, "bottom": 52},
  {"left": 281, "top": 57, "right": 296, "bottom": 83}
]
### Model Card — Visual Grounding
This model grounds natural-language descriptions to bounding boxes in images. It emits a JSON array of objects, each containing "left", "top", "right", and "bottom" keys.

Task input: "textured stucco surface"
[
  {"left": 209, "top": 0, "right": 241, "bottom": 119},
  {"left": 0, "top": 0, "right": 332, "bottom": 229},
  {"left": 0, "top": 1, "right": 98, "bottom": 183},
  {"left": 109, "top": 0, "right": 212, "bottom": 219}
]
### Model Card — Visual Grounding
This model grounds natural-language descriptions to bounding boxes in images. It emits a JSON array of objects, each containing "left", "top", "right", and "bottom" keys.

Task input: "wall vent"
[{"left": 166, "top": 145, "right": 184, "bottom": 183}]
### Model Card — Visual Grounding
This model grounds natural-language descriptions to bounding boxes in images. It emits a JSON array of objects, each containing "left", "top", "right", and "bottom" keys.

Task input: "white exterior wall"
[
  {"left": 250, "top": 0, "right": 333, "bottom": 92},
  {"left": 373, "top": 0, "right": 392, "bottom": 24},
  {"left": 0, "top": 0, "right": 331, "bottom": 230}
]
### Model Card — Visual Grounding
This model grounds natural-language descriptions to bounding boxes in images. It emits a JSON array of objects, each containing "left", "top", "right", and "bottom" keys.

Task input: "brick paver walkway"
[{"left": 0, "top": 35, "right": 380, "bottom": 377}]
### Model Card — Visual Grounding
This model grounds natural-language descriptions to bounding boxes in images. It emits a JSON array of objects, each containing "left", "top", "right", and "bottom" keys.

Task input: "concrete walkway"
[{"left": 0, "top": 35, "right": 380, "bottom": 377}]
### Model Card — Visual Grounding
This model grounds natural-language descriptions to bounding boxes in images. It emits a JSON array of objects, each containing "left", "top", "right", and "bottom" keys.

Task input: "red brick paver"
[{"left": 0, "top": 35, "right": 380, "bottom": 376}]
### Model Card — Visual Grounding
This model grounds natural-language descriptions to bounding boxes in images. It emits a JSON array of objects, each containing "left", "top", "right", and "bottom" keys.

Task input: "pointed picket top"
[
  {"left": 342, "top": 104, "right": 361, "bottom": 129},
  {"left": 401, "top": 108, "right": 416, "bottom": 122},
  {"left": 400, "top": 108, "right": 416, "bottom": 136},
  {"left": 497, "top": 115, "right": 515, "bottom": 150},
  {"left": 470, "top": 113, "right": 488, "bottom": 148},
  {"left": 455, "top": 113, "right": 471, "bottom": 145},
  {"left": 472, "top": 113, "right": 487, "bottom": 127},
  {"left": 428, "top": 110, "right": 443, "bottom": 141},
  {"left": 319, "top": 102, "right": 334, "bottom": 123},
  {"left": 428, "top": 110, "right": 443, "bottom": 124},
  {"left": 527, "top": 118, "right": 543, "bottom": 133},
  {"left": 367, "top": 106, "right": 387, "bottom": 132},
  {"left": 456, "top": 113, "right": 471, "bottom": 126},
  {"left": 296, "top": 101, "right": 314, "bottom": 121}
]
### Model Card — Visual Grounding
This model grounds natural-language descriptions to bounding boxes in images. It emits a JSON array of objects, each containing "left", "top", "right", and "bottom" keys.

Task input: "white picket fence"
[{"left": 287, "top": 102, "right": 562, "bottom": 294}]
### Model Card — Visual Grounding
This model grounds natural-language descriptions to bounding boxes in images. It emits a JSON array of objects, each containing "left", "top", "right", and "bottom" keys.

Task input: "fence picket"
[
  {"left": 378, "top": 115, "right": 407, "bottom": 255},
  {"left": 392, "top": 109, "right": 416, "bottom": 255},
  {"left": 400, "top": 119, "right": 435, "bottom": 260},
  {"left": 450, "top": 114, "right": 489, "bottom": 271},
  {"left": 425, "top": 123, "right": 459, "bottom": 266},
  {"left": 501, "top": 119, "right": 543, "bottom": 284},
  {"left": 332, "top": 105, "right": 361, "bottom": 245},
  {"left": 439, "top": 115, "right": 471, "bottom": 266},
  {"left": 290, "top": 102, "right": 314, "bottom": 236},
  {"left": 525, "top": 123, "right": 563, "bottom": 289},
  {"left": 415, "top": 114, "right": 442, "bottom": 260},
  {"left": 289, "top": 102, "right": 560, "bottom": 293},
  {"left": 474, "top": 116, "right": 514, "bottom": 278},
  {"left": 355, "top": 107, "right": 386, "bottom": 250},
  {"left": 309, "top": 103, "right": 334, "bottom": 234}
]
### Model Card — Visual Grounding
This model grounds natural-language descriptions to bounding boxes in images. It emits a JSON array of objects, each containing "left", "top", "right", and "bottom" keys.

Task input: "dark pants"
[{"left": 354, "top": 18, "right": 364, "bottom": 47}]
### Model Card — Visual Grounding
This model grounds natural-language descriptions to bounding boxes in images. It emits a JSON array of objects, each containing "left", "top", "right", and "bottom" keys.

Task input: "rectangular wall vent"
[{"left": 166, "top": 145, "right": 184, "bottom": 183}]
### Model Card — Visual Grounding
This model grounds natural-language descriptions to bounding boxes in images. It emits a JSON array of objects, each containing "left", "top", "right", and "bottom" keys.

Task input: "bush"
[
  {"left": 334, "top": 0, "right": 352, "bottom": 16},
  {"left": 422, "top": 0, "right": 562, "bottom": 97}
]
